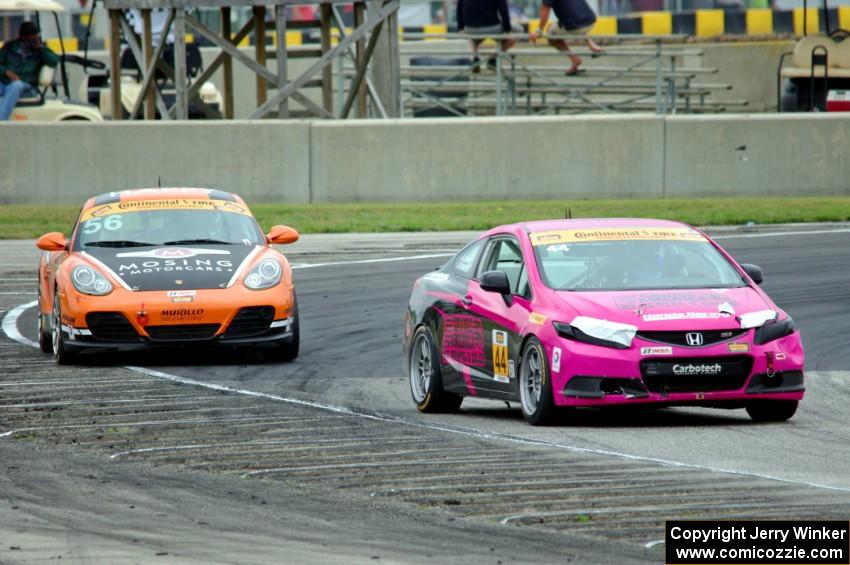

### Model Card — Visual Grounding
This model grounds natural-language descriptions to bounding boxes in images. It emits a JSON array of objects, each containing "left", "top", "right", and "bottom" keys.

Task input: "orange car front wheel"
[{"left": 52, "top": 291, "right": 81, "bottom": 365}]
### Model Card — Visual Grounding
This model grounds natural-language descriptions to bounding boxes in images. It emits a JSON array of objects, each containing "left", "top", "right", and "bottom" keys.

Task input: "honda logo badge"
[{"left": 685, "top": 332, "right": 704, "bottom": 346}]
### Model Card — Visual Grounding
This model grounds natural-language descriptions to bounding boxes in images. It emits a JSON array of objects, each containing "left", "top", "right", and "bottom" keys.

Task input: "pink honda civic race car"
[{"left": 404, "top": 219, "right": 804, "bottom": 425}]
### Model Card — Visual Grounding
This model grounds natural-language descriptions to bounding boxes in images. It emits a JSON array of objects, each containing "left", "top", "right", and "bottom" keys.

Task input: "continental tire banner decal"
[
  {"left": 80, "top": 199, "right": 250, "bottom": 222},
  {"left": 529, "top": 227, "right": 706, "bottom": 246}
]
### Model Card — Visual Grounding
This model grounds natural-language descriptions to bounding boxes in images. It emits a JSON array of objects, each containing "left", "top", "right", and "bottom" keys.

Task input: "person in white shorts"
[{"left": 529, "top": 0, "right": 603, "bottom": 75}]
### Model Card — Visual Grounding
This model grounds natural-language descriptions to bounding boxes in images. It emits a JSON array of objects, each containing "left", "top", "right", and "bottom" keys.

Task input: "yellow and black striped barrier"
[
  {"left": 48, "top": 6, "right": 850, "bottom": 53},
  {"left": 399, "top": 7, "right": 850, "bottom": 38}
]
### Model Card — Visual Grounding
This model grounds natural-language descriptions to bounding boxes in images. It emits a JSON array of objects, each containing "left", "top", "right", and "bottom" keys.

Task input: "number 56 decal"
[{"left": 82, "top": 215, "right": 123, "bottom": 234}]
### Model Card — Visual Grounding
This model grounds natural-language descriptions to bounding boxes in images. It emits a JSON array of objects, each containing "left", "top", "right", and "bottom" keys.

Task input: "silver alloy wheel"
[
  {"left": 520, "top": 345, "right": 543, "bottom": 416},
  {"left": 410, "top": 333, "right": 432, "bottom": 403},
  {"left": 51, "top": 292, "right": 61, "bottom": 356}
]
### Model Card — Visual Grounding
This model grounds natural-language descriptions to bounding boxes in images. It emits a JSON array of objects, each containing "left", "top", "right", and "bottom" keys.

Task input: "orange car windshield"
[{"left": 75, "top": 208, "right": 265, "bottom": 249}]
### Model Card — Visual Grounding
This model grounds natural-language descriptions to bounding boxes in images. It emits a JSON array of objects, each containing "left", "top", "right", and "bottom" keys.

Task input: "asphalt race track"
[{"left": 2, "top": 226, "right": 850, "bottom": 563}]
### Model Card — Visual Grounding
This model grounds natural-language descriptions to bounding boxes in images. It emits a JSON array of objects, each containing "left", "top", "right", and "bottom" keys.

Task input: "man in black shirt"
[
  {"left": 457, "top": 0, "right": 519, "bottom": 72},
  {"left": 529, "top": 0, "right": 603, "bottom": 75}
]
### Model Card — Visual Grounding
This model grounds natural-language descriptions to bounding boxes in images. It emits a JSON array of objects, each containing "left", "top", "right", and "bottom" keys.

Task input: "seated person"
[
  {"left": 0, "top": 22, "right": 59, "bottom": 120},
  {"left": 457, "top": 0, "right": 520, "bottom": 72}
]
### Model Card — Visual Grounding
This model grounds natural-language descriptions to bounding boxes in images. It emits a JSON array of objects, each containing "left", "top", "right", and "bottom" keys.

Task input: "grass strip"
[{"left": 2, "top": 197, "right": 850, "bottom": 239}]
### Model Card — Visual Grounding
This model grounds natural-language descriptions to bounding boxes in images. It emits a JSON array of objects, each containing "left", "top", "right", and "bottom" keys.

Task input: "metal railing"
[{"left": 339, "top": 32, "right": 745, "bottom": 116}]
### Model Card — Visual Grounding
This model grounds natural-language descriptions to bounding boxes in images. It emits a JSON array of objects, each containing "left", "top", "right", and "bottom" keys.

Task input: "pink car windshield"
[{"left": 532, "top": 238, "right": 745, "bottom": 291}]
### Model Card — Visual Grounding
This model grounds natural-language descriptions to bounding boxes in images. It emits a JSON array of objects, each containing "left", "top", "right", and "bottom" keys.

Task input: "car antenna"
[{"left": 565, "top": 207, "right": 572, "bottom": 219}]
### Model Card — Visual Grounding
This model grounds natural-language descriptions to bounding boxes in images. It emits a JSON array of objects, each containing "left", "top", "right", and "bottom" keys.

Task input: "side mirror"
[
  {"left": 479, "top": 271, "right": 511, "bottom": 295},
  {"left": 740, "top": 263, "right": 764, "bottom": 285},
  {"left": 36, "top": 232, "right": 67, "bottom": 251},
  {"left": 266, "top": 225, "right": 299, "bottom": 245}
]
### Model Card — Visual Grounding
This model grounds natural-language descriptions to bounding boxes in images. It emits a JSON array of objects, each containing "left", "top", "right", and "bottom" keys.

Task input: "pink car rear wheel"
[{"left": 409, "top": 326, "right": 462, "bottom": 413}]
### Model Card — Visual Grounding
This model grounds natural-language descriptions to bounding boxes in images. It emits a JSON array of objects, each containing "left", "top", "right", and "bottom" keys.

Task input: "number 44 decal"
[{"left": 492, "top": 330, "right": 511, "bottom": 383}]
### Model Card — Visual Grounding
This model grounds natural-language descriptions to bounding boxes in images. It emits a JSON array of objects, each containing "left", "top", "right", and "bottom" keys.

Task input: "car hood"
[
  {"left": 555, "top": 287, "right": 775, "bottom": 330},
  {"left": 82, "top": 244, "right": 259, "bottom": 291}
]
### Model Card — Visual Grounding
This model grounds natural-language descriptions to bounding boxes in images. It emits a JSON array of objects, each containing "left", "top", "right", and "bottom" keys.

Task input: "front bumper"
[
  {"left": 58, "top": 287, "right": 295, "bottom": 352},
  {"left": 61, "top": 315, "right": 294, "bottom": 351},
  {"left": 548, "top": 331, "right": 805, "bottom": 408}
]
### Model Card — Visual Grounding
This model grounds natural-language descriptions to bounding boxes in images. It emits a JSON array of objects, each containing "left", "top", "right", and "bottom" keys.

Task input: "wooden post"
[
  {"left": 275, "top": 6, "right": 288, "bottom": 119},
  {"left": 172, "top": 8, "right": 188, "bottom": 119},
  {"left": 221, "top": 7, "right": 234, "bottom": 119},
  {"left": 368, "top": 0, "right": 400, "bottom": 117},
  {"left": 319, "top": 4, "right": 333, "bottom": 113},
  {"left": 253, "top": 6, "right": 267, "bottom": 107},
  {"left": 109, "top": 9, "right": 122, "bottom": 120},
  {"left": 354, "top": 2, "right": 366, "bottom": 118},
  {"left": 142, "top": 9, "right": 155, "bottom": 120}
]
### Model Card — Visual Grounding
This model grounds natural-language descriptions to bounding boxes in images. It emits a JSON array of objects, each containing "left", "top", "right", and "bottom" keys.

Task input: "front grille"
[
  {"left": 86, "top": 312, "right": 141, "bottom": 342},
  {"left": 637, "top": 329, "right": 748, "bottom": 347},
  {"left": 223, "top": 306, "right": 275, "bottom": 339},
  {"left": 641, "top": 356, "right": 752, "bottom": 394},
  {"left": 145, "top": 324, "right": 220, "bottom": 341}
]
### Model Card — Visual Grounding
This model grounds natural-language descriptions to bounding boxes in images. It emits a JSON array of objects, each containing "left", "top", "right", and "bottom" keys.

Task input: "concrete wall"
[
  {"left": 2, "top": 113, "right": 849, "bottom": 205},
  {"left": 665, "top": 114, "right": 850, "bottom": 197},
  {"left": 310, "top": 115, "right": 665, "bottom": 201},
  {"left": 0, "top": 121, "right": 311, "bottom": 205}
]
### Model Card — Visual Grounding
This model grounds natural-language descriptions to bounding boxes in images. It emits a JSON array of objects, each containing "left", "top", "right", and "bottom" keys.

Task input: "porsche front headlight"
[
  {"left": 244, "top": 259, "right": 282, "bottom": 290},
  {"left": 71, "top": 265, "right": 113, "bottom": 296}
]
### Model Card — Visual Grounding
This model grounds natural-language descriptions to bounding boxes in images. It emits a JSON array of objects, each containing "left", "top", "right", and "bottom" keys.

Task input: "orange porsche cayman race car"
[{"left": 36, "top": 188, "right": 300, "bottom": 364}]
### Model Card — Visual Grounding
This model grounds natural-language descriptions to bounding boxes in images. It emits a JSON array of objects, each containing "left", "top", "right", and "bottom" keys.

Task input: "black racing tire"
[
  {"left": 746, "top": 400, "right": 798, "bottom": 423},
  {"left": 265, "top": 295, "right": 299, "bottom": 362},
  {"left": 518, "top": 337, "right": 556, "bottom": 426},
  {"left": 52, "top": 290, "right": 80, "bottom": 365},
  {"left": 37, "top": 287, "right": 53, "bottom": 353},
  {"left": 408, "top": 325, "right": 463, "bottom": 413}
]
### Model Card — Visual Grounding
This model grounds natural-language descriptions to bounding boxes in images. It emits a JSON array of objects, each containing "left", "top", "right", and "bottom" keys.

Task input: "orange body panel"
[{"left": 36, "top": 188, "right": 298, "bottom": 349}]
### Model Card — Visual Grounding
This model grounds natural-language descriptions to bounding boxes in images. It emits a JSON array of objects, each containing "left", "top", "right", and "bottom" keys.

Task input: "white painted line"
[
  {"left": 0, "top": 396, "right": 223, "bottom": 409},
  {"left": 110, "top": 432, "right": 397, "bottom": 460},
  {"left": 500, "top": 507, "right": 628, "bottom": 525},
  {"left": 713, "top": 228, "right": 850, "bottom": 240},
  {"left": 290, "top": 253, "right": 453, "bottom": 270},
  {"left": 0, "top": 415, "right": 304, "bottom": 439},
  {"left": 644, "top": 539, "right": 665, "bottom": 549},
  {"left": 0, "top": 379, "right": 154, "bottom": 387},
  {"left": 2, "top": 300, "right": 38, "bottom": 348},
  {"left": 243, "top": 457, "right": 503, "bottom": 478}
]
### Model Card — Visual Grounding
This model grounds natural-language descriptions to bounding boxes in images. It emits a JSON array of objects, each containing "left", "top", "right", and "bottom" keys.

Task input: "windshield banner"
[
  {"left": 530, "top": 227, "right": 706, "bottom": 246},
  {"left": 80, "top": 199, "right": 250, "bottom": 222}
]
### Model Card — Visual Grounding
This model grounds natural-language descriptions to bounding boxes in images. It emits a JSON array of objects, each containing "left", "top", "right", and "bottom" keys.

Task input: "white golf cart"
[
  {"left": 78, "top": 6, "right": 223, "bottom": 119},
  {"left": 1, "top": 0, "right": 104, "bottom": 121}
]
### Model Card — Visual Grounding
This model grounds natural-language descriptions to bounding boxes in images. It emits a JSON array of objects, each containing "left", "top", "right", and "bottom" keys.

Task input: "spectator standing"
[
  {"left": 457, "top": 0, "right": 520, "bottom": 72},
  {"left": 0, "top": 22, "right": 58, "bottom": 121},
  {"left": 529, "top": 0, "right": 603, "bottom": 75}
]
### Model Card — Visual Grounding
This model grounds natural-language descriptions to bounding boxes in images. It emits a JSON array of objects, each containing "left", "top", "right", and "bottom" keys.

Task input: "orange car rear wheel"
[{"left": 37, "top": 286, "right": 52, "bottom": 354}]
